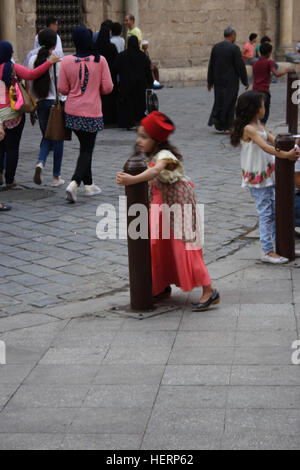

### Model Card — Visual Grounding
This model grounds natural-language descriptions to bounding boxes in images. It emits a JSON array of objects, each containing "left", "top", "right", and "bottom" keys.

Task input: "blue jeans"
[
  {"left": 250, "top": 186, "right": 276, "bottom": 253},
  {"left": 296, "top": 194, "right": 300, "bottom": 228},
  {"left": 37, "top": 100, "right": 64, "bottom": 177}
]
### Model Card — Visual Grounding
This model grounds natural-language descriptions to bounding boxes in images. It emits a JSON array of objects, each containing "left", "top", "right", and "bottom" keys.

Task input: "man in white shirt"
[{"left": 34, "top": 17, "right": 64, "bottom": 58}]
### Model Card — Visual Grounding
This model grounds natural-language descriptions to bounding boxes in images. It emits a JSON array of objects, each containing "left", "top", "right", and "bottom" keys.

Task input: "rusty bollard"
[
  {"left": 123, "top": 155, "right": 153, "bottom": 311},
  {"left": 275, "top": 134, "right": 296, "bottom": 261}
]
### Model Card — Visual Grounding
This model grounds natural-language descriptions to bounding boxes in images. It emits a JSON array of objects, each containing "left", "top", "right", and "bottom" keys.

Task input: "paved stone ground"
[{"left": 0, "top": 82, "right": 300, "bottom": 450}]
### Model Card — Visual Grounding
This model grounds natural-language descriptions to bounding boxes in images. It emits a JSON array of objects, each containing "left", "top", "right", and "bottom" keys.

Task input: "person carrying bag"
[{"left": 28, "top": 29, "right": 68, "bottom": 188}]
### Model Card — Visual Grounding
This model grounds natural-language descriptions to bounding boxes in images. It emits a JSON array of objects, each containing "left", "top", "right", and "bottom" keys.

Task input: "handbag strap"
[{"left": 53, "top": 63, "right": 59, "bottom": 105}]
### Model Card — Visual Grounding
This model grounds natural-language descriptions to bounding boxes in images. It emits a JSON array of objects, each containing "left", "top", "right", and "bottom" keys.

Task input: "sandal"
[{"left": 0, "top": 203, "right": 11, "bottom": 212}]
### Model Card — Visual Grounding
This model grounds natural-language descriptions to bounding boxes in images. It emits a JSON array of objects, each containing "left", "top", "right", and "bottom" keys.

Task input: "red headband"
[{"left": 141, "top": 111, "right": 175, "bottom": 142}]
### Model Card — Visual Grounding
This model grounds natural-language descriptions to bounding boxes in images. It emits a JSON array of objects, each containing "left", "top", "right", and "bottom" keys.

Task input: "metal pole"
[
  {"left": 288, "top": 71, "right": 299, "bottom": 135},
  {"left": 275, "top": 134, "right": 296, "bottom": 261},
  {"left": 124, "top": 155, "right": 153, "bottom": 311}
]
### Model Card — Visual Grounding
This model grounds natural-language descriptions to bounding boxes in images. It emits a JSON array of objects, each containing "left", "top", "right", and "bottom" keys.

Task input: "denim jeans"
[
  {"left": 250, "top": 185, "right": 276, "bottom": 253},
  {"left": 37, "top": 100, "right": 64, "bottom": 177},
  {"left": 296, "top": 194, "right": 300, "bottom": 228}
]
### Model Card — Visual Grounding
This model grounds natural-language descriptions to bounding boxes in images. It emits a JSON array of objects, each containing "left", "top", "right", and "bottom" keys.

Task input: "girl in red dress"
[{"left": 117, "top": 111, "right": 220, "bottom": 311}]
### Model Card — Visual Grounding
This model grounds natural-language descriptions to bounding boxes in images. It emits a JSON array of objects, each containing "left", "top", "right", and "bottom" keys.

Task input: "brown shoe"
[{"left": 6, "top": 180, "right": 17, "bottom": 190}]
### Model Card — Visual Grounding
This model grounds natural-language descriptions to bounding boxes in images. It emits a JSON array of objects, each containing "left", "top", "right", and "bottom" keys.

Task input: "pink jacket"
[
  {"left": 0, "top": 61, "right": 52, "bottom": 109},
  {"left": 58, "top": 55, "right": 114, "bottom": 118}
]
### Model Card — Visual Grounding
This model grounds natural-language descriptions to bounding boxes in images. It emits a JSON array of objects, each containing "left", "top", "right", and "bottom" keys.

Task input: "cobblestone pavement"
[{"left": 0, "top": 82, "right": 300, "bottom": 450}]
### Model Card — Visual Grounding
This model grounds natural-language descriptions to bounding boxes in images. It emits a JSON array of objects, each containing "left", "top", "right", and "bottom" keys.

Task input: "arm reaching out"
[
  {"left": 116, "top": 161, "right": 167, "bottom": 186},
  {"left": 244, "top": 125, "right": 300, "bottom": 161}
]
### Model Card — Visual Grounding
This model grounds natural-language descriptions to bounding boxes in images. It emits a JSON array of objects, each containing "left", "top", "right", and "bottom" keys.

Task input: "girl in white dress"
[{"left": 231, "top": 91, "right": 300, "bottom": 264}]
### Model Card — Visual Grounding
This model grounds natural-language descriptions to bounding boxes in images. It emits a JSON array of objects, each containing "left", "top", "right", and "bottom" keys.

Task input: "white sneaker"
[
  {"left": 84, "top": 184, "right": 102, "bottom": 197},
  {"left": 52, "top": 178, "right": 65, "bottom": 187},
  {"left": 261, "top": 253, "right": 289, "bottom": 264},
  {"left": 66, "top": 181, "right": 78, "bottom": 203},
  {"left": 34, "top": 163, "right": 44, "bottom": 185}
]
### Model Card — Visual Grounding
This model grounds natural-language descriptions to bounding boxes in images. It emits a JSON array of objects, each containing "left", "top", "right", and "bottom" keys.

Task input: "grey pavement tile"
[
  {"left": 180, "top": 314, "right": 238, "bottom": 331},
  {"left": 103, "top": 346, "right": 173, "bottom": 365},
  {"left": 83, "top": 385, "right": 159, "bottom": 409},
  {"left": 93, "top": 365, "right": 165, "bottom": 385},
  {"left": 120, "top": 313, "right": 182, "bottom": 331},
  {"left": 39, "top": 347, "right": 109, "bottom": 365},
  {"left": 0, "top": 434, "right": 64, "bottom": 450},
  {"left": 0, "top": 365, "right": 34, "bottom": 385},
  {"left": 155, "top": 385, "right": 228, "bottom": 410},
  {"left": 145, "top": 408, "right": 226, "bottom": 437},
  {"left": 240, "top": 303, "right": 295, "bottom": 316},
  {"left": 237, "top": 314, "right": 296, "bottom": 332},
  {"left": 0, "top": 314, "right": 59, "bottom": 334},
  {"left": 4, "top": 345, "right": 45, "bottom": 365},
  {"left": 141, "top": 432, "right": 221, "bottom": 450},
  {"left": 5, "top": 384, "right": 90, "bottom": 409},
  {"left": 227, "top": 386, "right": 300, "bottom": 409},
  {"left": 231, "top": 366, "right": 300, "bottom": 386},
  {"left": 0, "top": 408, "right": 77, "bottom": 434},
  {"left": 225, "top": 409, "right": 300, "bottom": 435},
  {"left": 61, "top": 434, "right": 142, "bottom": 450},
  {"left": 24, "top": 365, "right": 100, "bottom": 385},
  {"left": 233, "top": 347, "right": 295, "bottom": 366},
  {"left": 221, "top": 431, "right": 300, "bottom": 450},
  {"left": 70, "top": 408, "right": 151, "bottom": 435},
  {"left": 169, "top": 347, "right": 235, "bottom": 365},
  {"left": 235, "top": 331, "right": 297, "bottom": 349},
  {"left": 162, "top": 365, "right": 231, "bottom": 386},
  {"left": 0, "top": 384, "right": 18, "bottom": 409},
  {"left": 8, "top": 274, "right": 50, "bottom": 287},
  {"left": 173, "top": 331, "right": 236, "bottom": 349}
]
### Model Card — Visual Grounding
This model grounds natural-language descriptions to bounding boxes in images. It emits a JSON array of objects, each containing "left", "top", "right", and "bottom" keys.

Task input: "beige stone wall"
[
  {"left": 1, "top": 0, "right": 287, "bottom": 69},
  {"left": 139, "top": 0, "right": 278, "bottom": 68},
  {"left": 16, "top": 0, "right": 37, "bottom": 63},
  {"left": 293, "top": 0, "right": 300, "bottom": 46}
]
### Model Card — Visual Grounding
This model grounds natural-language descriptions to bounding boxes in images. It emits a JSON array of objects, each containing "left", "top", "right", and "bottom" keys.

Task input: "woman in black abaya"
[{"left": 114, "top": 36, "right": 153, "bottom": 130}]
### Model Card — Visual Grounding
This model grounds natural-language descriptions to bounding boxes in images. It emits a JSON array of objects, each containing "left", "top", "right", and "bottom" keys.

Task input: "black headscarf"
[
  {"left": 72, "top": 26, "right": 100, "bottom": 63},
  {"left": 94, "top": 26, "right": 118, "bottom": 70},
  {"left": 127, "top": 36, "right": 141, "bottom": 66},
  {"left": 0, "top": 41, "right": 14, "bottom": 89}
]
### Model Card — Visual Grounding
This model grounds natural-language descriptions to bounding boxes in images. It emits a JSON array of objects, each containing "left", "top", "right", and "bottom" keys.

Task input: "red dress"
[{"left": 149, "top": 151, "right": 212, "bottom": 296}]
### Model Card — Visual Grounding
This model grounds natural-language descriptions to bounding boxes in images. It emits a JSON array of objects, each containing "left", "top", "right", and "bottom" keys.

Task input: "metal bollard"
[
  {"left": 275, "top": 134, "right": 296, "bottom": 261},
  {"left": 123, "top": 154, "right": 153, "bottom": 311},
  {"left": 286, "top": 71, "right": 299, "bottom": 133}
]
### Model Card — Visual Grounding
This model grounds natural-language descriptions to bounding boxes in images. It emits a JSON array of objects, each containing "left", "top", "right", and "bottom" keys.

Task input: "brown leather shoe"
[{"left": 6, "top": 181, "right": 17, "bottom": 190}]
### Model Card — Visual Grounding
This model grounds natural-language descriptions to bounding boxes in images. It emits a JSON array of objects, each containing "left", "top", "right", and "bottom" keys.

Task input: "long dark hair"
[
  {"left": 231, "top": 91, "right": 265, "bottom": 147},
  {"left": 32, "top": 29, "right": 57, "bottom": 100}
]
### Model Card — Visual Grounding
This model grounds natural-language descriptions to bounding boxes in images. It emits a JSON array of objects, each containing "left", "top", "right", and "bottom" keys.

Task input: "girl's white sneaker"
[
  {"left": 52, "top": 178, "right": 65, "bottom": 187},
  {"left": 84, "top": 184, "right": 102, "bottom": 196},
  {"left": 66, "top": 181, "right": 78, "bottom": 203},
  {"left": 261, "top": 253, "right": 289, "bottom": 265}
]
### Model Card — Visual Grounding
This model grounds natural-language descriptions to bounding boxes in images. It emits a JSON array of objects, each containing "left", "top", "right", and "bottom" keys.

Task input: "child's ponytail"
[{"left": 231, "top": 91, "right": 265, "bottom": 147}]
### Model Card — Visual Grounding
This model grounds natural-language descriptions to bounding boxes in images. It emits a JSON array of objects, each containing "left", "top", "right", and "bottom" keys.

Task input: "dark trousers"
[
  {"left": 261, "top": 92, "right": 271, "bottom": 125},
  {"left": 72, "top": 130, "right": 97, "bottom": 186},
  {"left": 0, "top": 116, "right": 25, "bottom": 185}
]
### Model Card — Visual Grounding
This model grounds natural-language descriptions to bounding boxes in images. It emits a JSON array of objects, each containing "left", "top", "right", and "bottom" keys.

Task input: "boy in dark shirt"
[{"left": 253, "top": 43, "right": 291, "bottom": 124}]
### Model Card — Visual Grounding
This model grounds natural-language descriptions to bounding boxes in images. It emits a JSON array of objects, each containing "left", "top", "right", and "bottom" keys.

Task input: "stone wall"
[
  {"left": 6, "top": 0, "right": 291, "bottom": 70},
  {"left": 16, "top": 0, "right": 37, "bottom": 63},
  {"left": 139, "top": 0, "right": 278, "bottom": 68}
]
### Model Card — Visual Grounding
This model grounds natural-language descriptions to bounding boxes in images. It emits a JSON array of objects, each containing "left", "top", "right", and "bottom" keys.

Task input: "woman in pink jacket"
[
  {"left": 0, "top": 41, "right": 60, "bottom": 190},
  {"left": 58, "top": 26, "right": 114, "bottom": 203}
]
